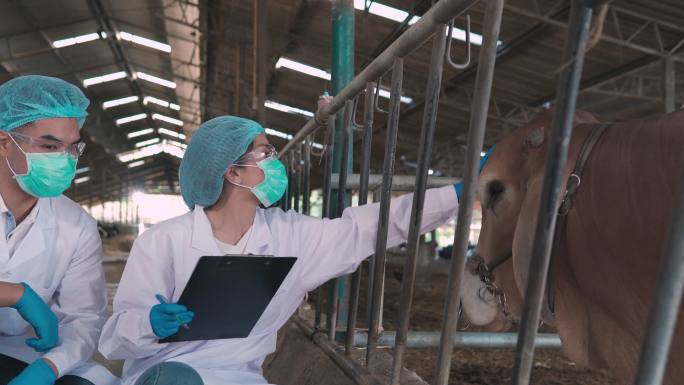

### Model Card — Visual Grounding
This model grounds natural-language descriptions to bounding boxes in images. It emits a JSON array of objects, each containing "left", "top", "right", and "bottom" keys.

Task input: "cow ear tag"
[{"left": 525, "top": 126, "right": 545, "bottom": 148}]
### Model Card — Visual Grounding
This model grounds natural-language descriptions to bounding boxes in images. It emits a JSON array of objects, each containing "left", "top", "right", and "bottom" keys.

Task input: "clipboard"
[{"left": 160, "top": 255, "right": 297, "bottom": 343}]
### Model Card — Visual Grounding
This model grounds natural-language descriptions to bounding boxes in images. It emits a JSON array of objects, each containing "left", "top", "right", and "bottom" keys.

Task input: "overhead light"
[
  {"left": 428, "top": 169, "right": 434, "bottom": 175},
  {"left": 375, "top": 88, "right": 413, "bottom": 104},
  {"left": 52, "top": 32, "right": 101, "bottom": 48},
  {"left": 265, "top": 100, "right": 314, "bottom": 118},
  {"left": 127, "top": 160, "right": 145, "bottom": 168},
  {"left": 116, "top": 113, "right": 147, "bottom": 126},
  {"left": 76, "top": 167, "right": 90, "bottom": 175},
  {"left": 161, "top": 140, "right": 185, "bottom": 158},
  {"left": 127, "top": 128, "right": 155, "bottom": 139},
  {"left": 118, "top": 31, "right": 171, "bottom": 53},
  {"left": 275, "top": 58, "right": 331, "bottom": 80},
  {"left": 265, "top": 127, "right": 324, "bottom": 149},
  {"left": 152, "top": 113, "right": 183, "bottom": 126},
  {"left": 74, "top": 176, "right": 90, "bottom": 184},
  {"left": 117, "top": 144, "right": 163, "bottom": 162},
  {"left": 144, "top": 96, "right": 181, "bottom": 111},
  {"left": 353, "top": 0, "right": 497, "bottom": 46},
  {"left": 158, "top": 128, "right": 186, "bottom": 140},
  {"left": 102, "top": 95, "right": 139, "bottom": 109},
  {"left": 136, "top": 72, "right": 176, "bottom": 89},
  {"left": 480, "top": 151, "right": 486, "bottom": 157},
  {"left": 82, "top": 71, "right": 127, "bottom": 87},
  {"left": 135, "top": 138, "right": 161, "bottom": 148}
]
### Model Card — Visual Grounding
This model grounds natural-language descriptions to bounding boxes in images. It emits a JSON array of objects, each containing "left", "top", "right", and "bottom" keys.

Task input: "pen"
[{"left": 156, "top": 294, "right": 190, "bottom": 330}]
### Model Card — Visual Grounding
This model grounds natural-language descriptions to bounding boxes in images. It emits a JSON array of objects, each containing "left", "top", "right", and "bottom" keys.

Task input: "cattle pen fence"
[{"left": 276, "top": 0, "right": 684, "bottom": 384}]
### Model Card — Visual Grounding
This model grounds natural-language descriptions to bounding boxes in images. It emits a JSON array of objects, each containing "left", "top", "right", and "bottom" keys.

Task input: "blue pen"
[{"left": 156, "top": 294, "right": 190, "bottom": 330}]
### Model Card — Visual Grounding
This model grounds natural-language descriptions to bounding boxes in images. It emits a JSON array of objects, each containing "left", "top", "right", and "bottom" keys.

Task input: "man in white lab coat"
[
  {"left": 99, "top": 111, "right": 484, "bottom": 385},
  {"left": 0, "top": 75, "right": 119, "bottom": 385}
]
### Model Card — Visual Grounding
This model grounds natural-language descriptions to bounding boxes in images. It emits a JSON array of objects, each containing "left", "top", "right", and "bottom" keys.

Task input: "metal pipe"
[
  {"left": 279, "top": 0, "right": 480, "bottom": 156},
  {"left": 366, "top": 58, "right": 404, "bottom": 368},
  {"left": 347, "top": 331, "right": 562, "bottom": 349},
  {"left": 303, "top": 135, "right": 312, "bottom": 215},
  {"left": 331, "top": 174, "right": 459, "bottom": 190},
  {"left": 293, "top": 145, "right": 302, "bottom": 212},
  {"left": 293, "top": 317, "right": 384, "bottom": 385},
  {"left": 663, "top": 56, "right": 676, "bottom": 114},
  {"left": 254, "top": 0, "right": 268, "bottom": 125},
  {"left": 330, "top": 101, "right": 355, "bottom": 340},
  {"left": 511, "top": 1, "right": 595, "bottom": 384},
  {"left": 346, "top": 85, "right": 376, "bottom": 355},
  {"left": 435, "top": 1, "right": 505, "bottom": 384},
  {"left": 633, "top": 168, "right": 684, "bottom": 384},
  {"left": 322, "top": 118, "right": 336, "bottom": 333},
  {"left": 390, "top": 23, "right": 448, "bottom": 385}
]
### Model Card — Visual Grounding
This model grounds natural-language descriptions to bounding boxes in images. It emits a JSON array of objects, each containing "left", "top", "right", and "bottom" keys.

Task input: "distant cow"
[{"left": 460, "top": 109, "right": 684, "bottom": 384}]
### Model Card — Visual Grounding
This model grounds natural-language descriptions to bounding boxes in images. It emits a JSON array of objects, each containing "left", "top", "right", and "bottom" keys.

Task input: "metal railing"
[{"left": 278, "top": 0, "right": 684, "bottom": 384}]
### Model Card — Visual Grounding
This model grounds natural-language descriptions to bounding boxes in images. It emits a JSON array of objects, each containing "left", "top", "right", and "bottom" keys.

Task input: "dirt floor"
[{"left": 346, "top": 262, "right": 619, "bottom": 385}]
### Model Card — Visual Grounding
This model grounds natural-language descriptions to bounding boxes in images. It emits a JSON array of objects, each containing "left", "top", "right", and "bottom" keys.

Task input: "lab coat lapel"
[
  {"left": 245, "top": 209, "right": 273, "bottom": 255},
  {"left": 7, "top": 198, "right": 56, "bottom": 271}
]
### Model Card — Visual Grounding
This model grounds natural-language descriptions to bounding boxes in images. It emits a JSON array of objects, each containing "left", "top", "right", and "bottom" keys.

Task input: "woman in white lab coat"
[
  {"left": 99, "top": 113, "right": 470, "bottom": 385},
  {"left": 0, "top": 75, "right": 119, "bottom": 385}
]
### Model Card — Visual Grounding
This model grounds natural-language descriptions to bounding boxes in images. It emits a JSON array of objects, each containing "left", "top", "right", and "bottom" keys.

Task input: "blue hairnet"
[
  {"left": 180, "top": 116, "right": 265, "bottom": 209},
  {"left": 0, "top": 75, "right": 89, "bottom": 132}
]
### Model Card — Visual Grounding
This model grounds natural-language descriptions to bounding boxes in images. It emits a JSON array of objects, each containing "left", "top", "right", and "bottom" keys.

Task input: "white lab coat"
[
  {"left": 0, "top": 196, "right": 119, "bottom": 384},
  {"left": 99, "top": 186, "right": 459, "bottom": 385}
]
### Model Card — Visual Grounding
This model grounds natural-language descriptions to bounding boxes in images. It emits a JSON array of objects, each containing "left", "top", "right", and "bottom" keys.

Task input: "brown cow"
[{"left": 460, "top": 109, "right": 684, "bottom": 384}]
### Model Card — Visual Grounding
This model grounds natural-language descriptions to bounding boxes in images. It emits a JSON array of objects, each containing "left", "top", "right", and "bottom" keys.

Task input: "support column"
[
  {"left": 664, "top": 56, "right": 676, "bottom": 114},
  {"left": 330, "top": 0, "right": 355, "bottom": 329},
  {"left": 253, "top": 0, "right": 268, "bottom": 125}
]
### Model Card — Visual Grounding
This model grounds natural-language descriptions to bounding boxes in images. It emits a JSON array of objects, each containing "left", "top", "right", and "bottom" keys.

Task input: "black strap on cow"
[{"left": 546, "top": 122, "right": 611, "bottom": 315}]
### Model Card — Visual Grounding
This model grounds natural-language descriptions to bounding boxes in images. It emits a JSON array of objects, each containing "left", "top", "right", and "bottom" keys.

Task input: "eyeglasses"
[
  {"left": 10, "top": 132, "right": 86, "bottom": 158},
  {"left": 235, "top": 144, "right": 277, "bottom": 164}
]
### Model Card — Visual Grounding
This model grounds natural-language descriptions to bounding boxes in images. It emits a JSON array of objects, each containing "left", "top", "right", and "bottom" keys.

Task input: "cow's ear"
[{"left": 525, "top": 126, "right": 544, "bottom": 148}]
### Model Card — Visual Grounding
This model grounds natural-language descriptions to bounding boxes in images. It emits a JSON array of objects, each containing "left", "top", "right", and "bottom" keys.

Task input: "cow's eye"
[{"left": 486, "top": 180, "right": 505, "bottom": 212}]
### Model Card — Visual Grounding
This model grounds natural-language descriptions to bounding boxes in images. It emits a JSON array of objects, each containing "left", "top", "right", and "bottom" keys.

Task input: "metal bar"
[
  {"left": 366, "top": 58, "right": 404, "bottom": 367},
  {"left": 293, "top": 317, "right": 384, "bottom": 385},
  {"left": 390, "top": 23, "right": 448, "bottom": 385},
  {"left": 293, "top": 145, "right": 302, "bottom": 212},
  {"left": 322, "top": 117, "right": 336, "bottom": 335},
  {"left": 346, "top": 331, "right": 562, "bottom": 349},
  {"left": 330, "top": 101, "right": 355, "bottom": 340},
  {"left": 331, "top": 174, "right": 459, "bottom": 190},
  {"left": 303, "top": 135, "right": 312, "bottom": 215},
  {"left": 345, "top": 85, "right": 376, "bottom": 355},
  {"left": 327, "top": 279, "right": 340, "bottom": 340},
  {"left": 435, "top": 1, "right": 505, "bottom": 384},
  {"left": 279, "top": 0, "right": 480, "bottom": 156},
  {"left": 633, "top": 168, "right": 684, "bottom": 384},
  {"left": 664, "top": 56, "right": 676, "bottom": 114},
  {"left": 254, "top": 0, "right": 268, "bottom": 125},
  {"left": 511, "top": 1, "right": 595, "bottom": 384}
]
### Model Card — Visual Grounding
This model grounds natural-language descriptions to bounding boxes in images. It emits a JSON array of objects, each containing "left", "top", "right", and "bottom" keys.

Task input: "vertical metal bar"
[
  {"left": 367, "top": 187, "right": 381, "bottom": 331},
  {"left": 366, "top": 58, "right": 404, "bottom": 367},
  {"left": 329, "top": 101, "right": 354, "bottom": 340},
  {"left": 284, "top": 152, "right": 293, "bottom": 211},
  {"left": 293, "top": 144, "right": 302, "bottom": 212},
  {"left": 634, "top": 168, "right": 684, "bottom": 384},
  {"left": 254, "top": 0, "right": 267, "bottom": 125},
  {"left": 390, "top": 23, "right": 448, "bottom": 385},
  {"left": 511, "top": 1, "right": 594, "bottom": 384},
  {"left": 346, "top": 85, "right": 375, "bottom": 355},
  {"left": 663, "top": 56, "right": 676, "bottom": 114},
  {"left": 434, "top": 0, "right": 505, "bottom": 383},
  {"left": 322, "top": 117, "right": 336, "bottom": 333},
  {"left": 303, "top": 135, "right": 312, "bottom": 215}
]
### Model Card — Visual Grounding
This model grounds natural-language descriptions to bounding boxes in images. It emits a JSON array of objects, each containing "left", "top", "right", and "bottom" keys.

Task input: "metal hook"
[
  {"left": 350, "top": 93, "right": 365, "bottom": 130},
  {"left": 445, "top": 15, "right": 472, "bottom": 70},
  {"left": 374, "top": 78, "right": 389, "bottom": 114}
]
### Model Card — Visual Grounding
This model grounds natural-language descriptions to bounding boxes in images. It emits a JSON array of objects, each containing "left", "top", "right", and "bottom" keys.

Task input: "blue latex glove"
[
  {"left": 454, "top": 145, "right": 496, "bottom": 200},
  {"left": 10, "top": 283, "right": 59, "bottom": 352},
  {"left": 150, "top": 294, "right": 194, "bottom": 338},
  {"left": 8, "top": 359, "right": 56, "bottom": 385}
]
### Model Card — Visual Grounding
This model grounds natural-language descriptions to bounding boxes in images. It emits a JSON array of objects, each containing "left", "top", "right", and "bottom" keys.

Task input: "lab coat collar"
[
  {"left": 190, "top": 206, "right": 273, "bottom": 255},
  {"left": 0, "top": 192, "right": 55, "bottom": 230}
]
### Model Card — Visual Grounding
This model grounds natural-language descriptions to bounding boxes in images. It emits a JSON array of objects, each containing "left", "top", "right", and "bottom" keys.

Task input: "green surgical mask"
[
  {"left": 6, "top": 136, "right": 77, "bottom": 198},
  {"left": 230, "top": 157, "right": 288, "bottom": 207}
]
